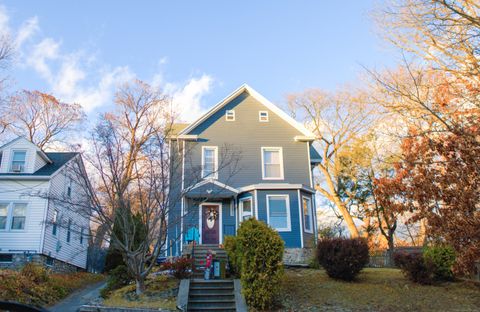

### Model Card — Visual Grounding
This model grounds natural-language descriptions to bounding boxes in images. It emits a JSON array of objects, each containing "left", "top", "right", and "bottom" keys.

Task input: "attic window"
[
  {"left": 10, "top": 150, "right": 26, "bottom": 173},
  {"left": 259, "top": 111, "right": 269, "bottom": 122},
  {"left": 226, "top": 110, "right": 235, "bottom": 121}
]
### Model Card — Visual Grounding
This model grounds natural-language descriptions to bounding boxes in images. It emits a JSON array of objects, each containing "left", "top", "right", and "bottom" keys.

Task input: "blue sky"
[{"left": 0, "top": 1, "right": 395, "bottom": 121}]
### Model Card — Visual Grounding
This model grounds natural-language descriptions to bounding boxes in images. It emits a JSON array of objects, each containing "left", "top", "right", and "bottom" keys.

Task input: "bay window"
[{"left": 267, "top": 195, "right": 291, "bottom": 231}]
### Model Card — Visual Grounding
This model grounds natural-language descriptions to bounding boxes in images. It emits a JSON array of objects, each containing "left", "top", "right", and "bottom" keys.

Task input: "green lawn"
[{"left": 279, "top": 268, "right": 480, "bottom": 312}]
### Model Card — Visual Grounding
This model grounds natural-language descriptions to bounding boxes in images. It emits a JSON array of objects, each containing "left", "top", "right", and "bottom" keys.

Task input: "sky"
[{"left": 0, "top": 1, "right": 396, "bottom": 122}]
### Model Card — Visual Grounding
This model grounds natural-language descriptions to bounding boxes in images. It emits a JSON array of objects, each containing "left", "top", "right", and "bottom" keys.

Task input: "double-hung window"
[
  {"left": 67, "top": 177, "right": 73, "bottom": 197},
  {"left": 202, "top": 146, "right": 218, "bottom": 179},
  {"left": 261, "top": 147, "right": 284, "bottom": 180},
  {"left": 52, "top": 210, "right": 58, "bottom": 236},
  {"left": 239, "top": 197, "right": 253, "bottom": 221},
  {"left": 0, "top": 204, "right": 8, "bottom": 230},
  {"left": 11, "top": 203, "right": 27, "bottom": 230},
  {"left": 302, "top": 196, "right": 313, "bottom": 233},
  {"left": 10, "top": 150, "right": 26, "bottom": 173},
  {"left": 267, "top": 195, "right": 291, "bottom": 231},
  {"left": 66, "top": 219, "right": 72, "bottom": 243}
]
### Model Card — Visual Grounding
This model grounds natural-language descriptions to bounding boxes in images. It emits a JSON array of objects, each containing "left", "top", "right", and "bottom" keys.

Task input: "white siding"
[
  {"left": 0, "top": 180, "right": 50, "bottom": 253},
  {"left": 42, "top": 159, "right": 90, "bottom": 269},
  {"left": 34, "top": 154, "right": 47, "bottom": 172},
  {"left": 0, "top": 138, "right": 39, "bottom": 174}
]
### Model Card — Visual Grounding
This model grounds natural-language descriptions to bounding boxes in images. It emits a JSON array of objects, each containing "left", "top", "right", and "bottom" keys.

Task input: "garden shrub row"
[
  {"left": 225, "top": 218, "right": 284, "bottom": 310},
  {"left": 0, "top": 263, "right": 104, "bottom": 306}
]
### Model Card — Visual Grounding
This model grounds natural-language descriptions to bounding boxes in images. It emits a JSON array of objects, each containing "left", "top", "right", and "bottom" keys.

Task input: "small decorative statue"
[{"left": 204, "top": 250, "right": 213, "bottom": 280}]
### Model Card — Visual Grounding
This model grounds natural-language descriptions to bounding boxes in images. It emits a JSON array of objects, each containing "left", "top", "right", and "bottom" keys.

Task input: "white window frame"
[
  {"left": 0, "top": 202, "right": 28, "bottom": 231},
  {"left": 302, "top": 196, "right": 314, "bottom": 233},
  {"left": 66, "top": 177, "right": 73, "bottom": 198},
  {"left": 0, "top": 202, "right": 9, "bottom": 231},
  {"left": 10, "top": 149, "right": 27, "bottom": 173},
  {"left": 52, "top": 209, "right": 58, "bottom": 236},
  {"left": 266, "top": 194, "right": 291, "bottom": 232},
  {"left": 259, "top": 111, "right": 269, "bottom": 122},
  {"left": 239, "top": 197, "right": 253, "bottom": 222},
  {"left": 225, "top": 110, "right": 235, "bottom": 121},
  {"left": 261, "top": 147, "right": 284, "bottom": 180},
  {"left": 201, "top": 146, "right": 219, "bottom": 179}
]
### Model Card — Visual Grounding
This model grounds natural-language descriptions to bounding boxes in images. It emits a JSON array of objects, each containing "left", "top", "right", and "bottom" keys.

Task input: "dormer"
[{"left": 0, "top": 137, "right": 52, "bottom": 174}]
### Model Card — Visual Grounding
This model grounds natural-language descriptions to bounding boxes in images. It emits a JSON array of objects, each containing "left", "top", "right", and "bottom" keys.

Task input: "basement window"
[{"left": 0, "top": 254, "right": 13, "bottom": 263}]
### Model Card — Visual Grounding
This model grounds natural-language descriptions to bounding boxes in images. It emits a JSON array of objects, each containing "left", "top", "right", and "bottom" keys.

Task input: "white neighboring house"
[{"left": 0, "top": 137, "right": 90, "bottom": 271}]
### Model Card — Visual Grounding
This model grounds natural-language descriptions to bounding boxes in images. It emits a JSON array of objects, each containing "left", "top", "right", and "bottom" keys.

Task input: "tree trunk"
[
  {"left": 135, "top": 277, "right": 145, "bottom": 295},
  {"left": 386, "top": 232, "right": 395, "bottom": 267},
  {"left": 332, "top": 195, "right": 359, "bottom": 238}
]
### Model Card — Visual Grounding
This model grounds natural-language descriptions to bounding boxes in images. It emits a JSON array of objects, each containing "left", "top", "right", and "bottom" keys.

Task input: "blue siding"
[{"left": 256, "top": 190, "right": 301, "bottom": 248}]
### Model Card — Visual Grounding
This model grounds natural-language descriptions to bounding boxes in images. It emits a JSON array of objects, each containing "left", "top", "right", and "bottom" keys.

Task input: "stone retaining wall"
[
  {"left": 0, "top": 253, "right": 81, "bottom": 273},
  {"left": 283, "top": 248, "right": 313, "bottom": 266}
]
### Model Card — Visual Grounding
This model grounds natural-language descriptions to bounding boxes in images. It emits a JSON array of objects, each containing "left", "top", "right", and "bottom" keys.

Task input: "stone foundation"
[
  {"left": 0, "top": 253, "right": 81, "bottom": 273},
  {"left": 283, "top": 248, "right": 314, "bottom": 266}
]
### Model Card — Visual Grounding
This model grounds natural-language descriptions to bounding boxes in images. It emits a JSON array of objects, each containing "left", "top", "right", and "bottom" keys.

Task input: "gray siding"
[{"left": 184, "top": 92, "right": 311, "bottom": 189}]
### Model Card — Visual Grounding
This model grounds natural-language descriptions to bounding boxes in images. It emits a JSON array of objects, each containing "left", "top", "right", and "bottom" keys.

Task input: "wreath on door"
[{"left": 205, "top": 208, "right": 219, "bottom": 222}]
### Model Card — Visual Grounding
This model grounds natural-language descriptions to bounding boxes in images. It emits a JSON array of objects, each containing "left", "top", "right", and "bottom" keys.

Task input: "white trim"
[
  {"left": 254, "top": 190, "right": 259, "bottom": 219},
  {"left": 239, "top": 196, "right": 253, "bottom": 222},
  {"left": 225, "top": 110, "right": 235, "bottom": 121},
  {"left": 294, "top": 135, "right": 316, "bottom": 142},
  {"left": 8, "top": 202, "right": 29, "bottom": 232},
  {"left": 187, "top": 179, "right": 239, "bottom": 194},
  {"left": 307, "top": 143, "right": 313, "bottom": 188},
  {"left": 201, "top": 146, "right": 218, "bottom": 180},
  {"left": 259, "top": 110, "right": 269, "bottom": 122},
  {"left": 10, "top": 149, "right": 27, "bottom": 173},
  {"left": 179, "top": 84, "right": 314, "bottom": 137},
  {"left": 180, "top": 140, "right": 185, "bottom": 253},
  {"left": 266, "top": 194, "right": 291, "bottom": 232},
  {"left": 238, "top": 183, "right": 315, "bottom": 193},
  {"left": 261, "top": 147, "right": 284, "bottom": 180},
  {"left": 312, "top": 193, "right": 319, "bottom": 244},
  {"left": 199, "top": 202, "right": 223, "bottom": 244},
  {"left": 39, "top": 180, "right": 51, "bottom": 253},
  {"left": 297, "top": 190, "right": 304, "bottom": 248},
  {"left": 302, "top": 195, "right": 314, "bottom": 234}
]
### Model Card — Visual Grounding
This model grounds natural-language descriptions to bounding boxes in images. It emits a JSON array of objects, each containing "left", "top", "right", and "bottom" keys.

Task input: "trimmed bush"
[
  {"left": 316, "top": 237, "right": 369, "bottom": 281},
  {"left": 394, "top": 245, "right": 456, "bottom": 284},
  {"left": 224, "top": 235, "right": 241, "bottom": 277},
  {"left": 423, "top": 245, "right": 455, "bottom": 281},
  {"left": 394, "top": 252, "right": 434, "bottom": 284},
  {"left": 161, "top": 257, "right": 193, "bottom": 279},
  {"left": 236, "top": 218, "right": 284, "bottom": 310}
]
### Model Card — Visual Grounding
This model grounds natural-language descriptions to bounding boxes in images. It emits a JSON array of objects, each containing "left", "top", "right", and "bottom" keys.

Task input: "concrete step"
[
  {"left": 188, "top": 300, "right": 236, "bottom": 309},
  {"left": 190, "top": 279, "right": 233, "bottom": 288},
  {"left": 190, "top": 288, "right": 234, "bottom": 295},
  {"left": 188, "top": 308, "right": 235, "bottom": 312},
  {"left": 190, "top": 293, "right": 235, "bottom": 300}
]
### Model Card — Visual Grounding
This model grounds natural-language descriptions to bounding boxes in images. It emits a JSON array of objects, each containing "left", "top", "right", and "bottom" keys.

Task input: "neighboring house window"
[
  {"left": 67, "top": 177, "right": 72, "bottom": 197},
  {"left": 302, "top": 196, "right": 313, "bottom": 233},
  {"left": 0, "top": 204, "right": 7, "bottom": 230},
  {"left": 261, "top": 147, "right": 284, "bottom": 180},
  {"left": 202, "top": 146, "right": 218, "bottom": 179},
  {"left": 267, "top": 195, "right": 291, "bottom": 231},
  {"left": 10, "top": 150, "right": 26, "bottom": 172},
  {"left": 11, "top": 203, "right": 27, "bottom": 230},
  {"left": 259, "top": 111, "right": 269, "bottom": 122},
  {"left": 239, "top": 197, "right": 253, "bottom": 221},
  {"left": 225, "top": 110, "right": 235, "bottom": 121},
  {"left": 66, "top": 219, "right": 71, "bottom": 243},
  {"left": 80, "top": 227, "right": 84, "bottom": 244},
  {"left": 52, "top": 210, "right": 58, "bottom": 236},
  {"left": 0, "top": 254, "right": 13, "bottom": 263}
]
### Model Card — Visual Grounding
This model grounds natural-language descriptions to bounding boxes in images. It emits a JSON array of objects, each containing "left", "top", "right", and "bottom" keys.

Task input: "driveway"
[{"left": 49, "top": 281, "right": 106, "bottom": 312}]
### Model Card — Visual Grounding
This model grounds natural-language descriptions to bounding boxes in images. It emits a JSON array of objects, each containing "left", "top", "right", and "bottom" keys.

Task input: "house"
[
  {"left": 167, "top": 84, "right": 321, "bottom": 264},
  {"left": 0, "top": 137, "right": 90, "bottom": 272}
]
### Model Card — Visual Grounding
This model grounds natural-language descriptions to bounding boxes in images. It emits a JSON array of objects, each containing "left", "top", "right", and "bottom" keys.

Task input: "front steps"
[{"left": 185, "top": 244, "right": 237, "bottom": 312}]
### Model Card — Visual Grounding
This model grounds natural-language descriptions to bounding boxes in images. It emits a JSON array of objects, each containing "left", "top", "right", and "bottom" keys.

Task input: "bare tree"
[
  {"left": 4, "top": 90, "right": 86, "bottom": 149},
  {"left": 0, "top": 35, "right": 14, "bottom": 138},
  {"left": 287, "top": 88, "right": 377, "bottom": 238}
]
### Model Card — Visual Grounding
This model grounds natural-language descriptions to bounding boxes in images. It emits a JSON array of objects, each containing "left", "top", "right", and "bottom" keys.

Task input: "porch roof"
[{"left": 184, "top": 179, "right": 239, "bottom": 198}]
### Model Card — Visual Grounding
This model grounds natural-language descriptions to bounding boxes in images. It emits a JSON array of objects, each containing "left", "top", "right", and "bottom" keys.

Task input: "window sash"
[
  {"left": 11, "top": 151, "right": 26, "bottom": 172},
  {"left": 240, "top": 199, "right": 252, "bottom": 221},
  {"left": 0, "top": 204, "right": 7, "bottom": 230},
  {"left": 262, "top": 148, "right": 283, "bottom": 179},
  {"left": 303, "top": 197, "right": 313, "bottom": 232},
  {"left": 11, "top": 203, "right": 26, "bottom": 230},
  {"left": 202, "top": 147, "right": 217, "bottom": 179},
  {"left": 267, "top": 195, "right": 290, "bottom": 231},
  {"left": 226, "top": 110, "right": 235, "bottom": 121},
  {"left": 66, "top": 219, "right": 72, "bottom": 242}
]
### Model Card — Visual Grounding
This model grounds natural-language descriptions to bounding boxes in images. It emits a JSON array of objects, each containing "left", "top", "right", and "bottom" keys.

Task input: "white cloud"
[
  {"left": 27, "top": 38, "right": 60, "bottom": 81},
  {"left": 15, "top": 16, "right": 39, "bottom": 48},
  {"left": 0, "top": 5, "right": 11, "bottom": 36},
  {"left": 166, "top": 74, "right": 213, "bottom": 122}
]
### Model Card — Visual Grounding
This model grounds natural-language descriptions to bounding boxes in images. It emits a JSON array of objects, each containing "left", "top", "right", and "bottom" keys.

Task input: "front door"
[{"left": 201, "top": 205, "right": 220, "bottom": 244}]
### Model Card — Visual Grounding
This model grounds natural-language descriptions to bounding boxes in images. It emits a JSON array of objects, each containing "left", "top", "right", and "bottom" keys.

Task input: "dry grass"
[
  {"left": 280, "top": 268, "right": 480, "bottom": 312},
  {"left": 103, "top": 275, "right": 178, "bottom": 310}
]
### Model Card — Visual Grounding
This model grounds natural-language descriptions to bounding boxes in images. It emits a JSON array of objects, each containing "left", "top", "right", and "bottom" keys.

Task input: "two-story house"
[
  {"left": 167, "top": 84, "right": 321, "bottom": 264},
  {"left": 0, "top": 136, "right": 90, "bottom": 272}
]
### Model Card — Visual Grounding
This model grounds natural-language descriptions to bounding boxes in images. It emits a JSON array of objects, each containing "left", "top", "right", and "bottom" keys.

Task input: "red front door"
[{"left": 202, "top": 205, "right": 220, "bottom": 244}]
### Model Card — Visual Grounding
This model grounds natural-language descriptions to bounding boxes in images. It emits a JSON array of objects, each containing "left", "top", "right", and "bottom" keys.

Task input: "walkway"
[{"left": 49, "top": 281, "right": 106, "bottom": 312}]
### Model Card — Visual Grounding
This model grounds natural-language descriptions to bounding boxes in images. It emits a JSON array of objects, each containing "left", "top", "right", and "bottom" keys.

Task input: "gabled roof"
[
  {"left": 0, "top": 136, "right": 52, "bottom": 164},
  {"left": 179, "top": 84, "right": 315, "bottom": 137},
  {"left": 0, "top": 152, "right": 78, "bottom": 177},
  {"left": 185, "top": 179, "right": 239, "bottom": 198}
]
